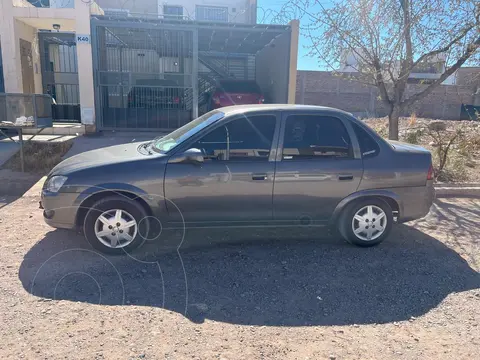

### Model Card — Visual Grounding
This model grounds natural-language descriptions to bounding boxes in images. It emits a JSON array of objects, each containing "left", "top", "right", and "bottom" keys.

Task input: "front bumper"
[{"left": 41, "top": 190, "right": 79, "bottom": 230}]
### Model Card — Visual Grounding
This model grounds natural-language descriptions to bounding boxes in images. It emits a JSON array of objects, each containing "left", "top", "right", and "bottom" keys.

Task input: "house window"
[
  {"left": 164, "top": 5, "right": 183, "bottom": 19},
  {"left": 196, "top": 5, "right": 228, "bottom": 22}
]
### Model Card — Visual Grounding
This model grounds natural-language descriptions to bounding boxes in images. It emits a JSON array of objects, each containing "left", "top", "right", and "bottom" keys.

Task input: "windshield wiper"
[{"left": 140, "top": 141, "right": 153, "bottom": 155}]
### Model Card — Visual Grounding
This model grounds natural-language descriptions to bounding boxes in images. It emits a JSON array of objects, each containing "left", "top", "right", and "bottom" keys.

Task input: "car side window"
[
  {"left": 282, "top": 115, "right": 353, "bottom": 160},
  {"left": 351, "top": 122, "right": 380, "bottom": 158},
  {"left": 192, "top": 115, "right": 276, "bottom": 161}
]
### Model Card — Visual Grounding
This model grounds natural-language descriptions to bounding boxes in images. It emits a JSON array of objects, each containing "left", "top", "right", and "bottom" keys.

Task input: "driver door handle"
[{"left": 252, "top": 173, "right": 267, "bottom": 181}]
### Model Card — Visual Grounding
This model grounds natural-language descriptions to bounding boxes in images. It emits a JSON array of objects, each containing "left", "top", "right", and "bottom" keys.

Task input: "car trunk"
[
  {"left": 387, "top": 140, "right": 433, "bottom": 186},
  {"left": 387, "top": 140, "right": 431, "bottom": 155}
]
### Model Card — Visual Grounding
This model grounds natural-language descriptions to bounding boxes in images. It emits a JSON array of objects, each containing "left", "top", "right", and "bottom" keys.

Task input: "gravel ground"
[{"left": 0, "top": 190, "right": 479, "bottom": 359}]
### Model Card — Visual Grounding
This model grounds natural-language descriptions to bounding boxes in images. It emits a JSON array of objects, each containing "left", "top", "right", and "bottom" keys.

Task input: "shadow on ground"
[
  {"left": 19, "top": 221, "right": 480, "bottom": 326},
  {"left": 0, "top": 169, "right": 41, "bottom": 197}
]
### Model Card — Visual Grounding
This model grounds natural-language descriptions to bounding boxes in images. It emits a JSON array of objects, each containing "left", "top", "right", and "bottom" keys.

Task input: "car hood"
[
  {"left": 387, "top": 140, "right": 431, "bottom": 154},
  {"left": 50, "top": 141, "right": 160, "bottom": 176}
]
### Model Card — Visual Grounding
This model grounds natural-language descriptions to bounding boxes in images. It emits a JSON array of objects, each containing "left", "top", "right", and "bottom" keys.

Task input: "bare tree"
[{"left": 272, "top": 0, "right": 480, "bottom": 139}]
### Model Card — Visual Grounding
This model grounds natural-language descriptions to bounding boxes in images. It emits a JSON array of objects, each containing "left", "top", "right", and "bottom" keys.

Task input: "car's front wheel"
[
  {"left": 83, "top": 196, "right": 148, "bottom": 254},
  {"left": 338, "top": 198, "right": 393, "bottom": 247}
]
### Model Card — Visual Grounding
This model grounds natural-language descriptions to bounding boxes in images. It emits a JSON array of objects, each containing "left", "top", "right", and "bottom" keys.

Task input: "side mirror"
[{"left": 168, "top": 148, "right": 204, "bottom": 165}]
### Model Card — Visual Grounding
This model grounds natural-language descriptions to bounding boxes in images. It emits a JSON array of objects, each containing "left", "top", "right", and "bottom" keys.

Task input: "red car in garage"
[{"left": 210, "top": 79, "right": 264, "bottom": 109}]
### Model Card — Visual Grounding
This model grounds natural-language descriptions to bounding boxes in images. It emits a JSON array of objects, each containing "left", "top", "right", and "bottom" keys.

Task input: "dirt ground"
[{"left": 0, "top": 190, "right": 479, "bottom": 359}]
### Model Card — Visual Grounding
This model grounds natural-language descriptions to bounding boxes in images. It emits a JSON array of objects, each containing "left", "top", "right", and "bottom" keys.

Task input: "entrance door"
[
  {"left": 273, "top": 112, "right": 363, "bottom": 223},
  {"left": 164, "top": 113, "right": 279, "bottom": 226},
  {"left": 39, "top": 33, "right": 80, "bottom": 123},
  {"left": 20, "top": 39, "right": 34, "bottom": 93}
]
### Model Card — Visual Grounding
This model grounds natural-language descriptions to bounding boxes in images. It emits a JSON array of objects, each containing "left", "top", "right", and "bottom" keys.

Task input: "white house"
[
  {"left": 339, "top": 50, "right": 455, "bottom": 85},
  {"left": 0, "top": 0, "right": 298, "bottom": 132}
]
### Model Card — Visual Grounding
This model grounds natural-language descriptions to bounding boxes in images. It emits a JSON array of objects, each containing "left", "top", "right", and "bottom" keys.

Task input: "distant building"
[
  {"left": 339, "top": 50, "right": 455, "bottom": 85},
  {"left": 95, "top": 0, "right": 257, "bottom": 24}
]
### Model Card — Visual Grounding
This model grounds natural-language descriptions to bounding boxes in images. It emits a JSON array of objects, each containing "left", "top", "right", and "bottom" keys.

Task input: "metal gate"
[
  {"left": 92, "top": 20, "right": 198, "bottom": 130},
  {"left": 38, "top": 32, "right": 81, "bottom": 123}
]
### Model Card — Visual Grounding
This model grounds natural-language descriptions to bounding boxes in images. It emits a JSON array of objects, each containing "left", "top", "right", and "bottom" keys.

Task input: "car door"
[
  {"left": 164, "top": 112, "right": 280, "bottom": 226},
  {"left": 273, "top": 111, "right": 363, "bottom": 224}
]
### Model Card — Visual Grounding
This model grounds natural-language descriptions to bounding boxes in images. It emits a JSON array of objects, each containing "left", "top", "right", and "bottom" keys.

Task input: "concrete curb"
[
  {"left": 23, "top": 176, "right": 47, "bottom": 198},
  {"left": 0, "top": 170, "right": 42, "bottom": 197},
  {"left": 434, "top": 184, "right": 480, "bottom": 198}
]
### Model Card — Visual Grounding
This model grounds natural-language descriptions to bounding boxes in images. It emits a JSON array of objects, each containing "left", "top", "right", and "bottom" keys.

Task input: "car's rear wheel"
[
  {"left": 83, "top": 196, "right": 148, "bottom": 254},
  {"left": 338, "top": 198, "right": 393, "bottom": 247}
]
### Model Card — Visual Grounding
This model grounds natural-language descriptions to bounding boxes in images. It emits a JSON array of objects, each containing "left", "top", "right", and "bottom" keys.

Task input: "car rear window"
[
  {"left": 351, "top": 122, "right": 380, "bottom": 158},
  {"left": 217, "top": 81, "right": 261, "bottom": 93}
]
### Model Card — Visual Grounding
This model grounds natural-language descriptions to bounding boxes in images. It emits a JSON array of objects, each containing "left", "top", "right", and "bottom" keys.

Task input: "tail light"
[
  {"left": 427, "top": 164, "right": 434, "bottom": 180},
  {"left": 212, "top": 95, "right": 221, "bottom": 105},
  {"left": 258, "top": 96, "right": 265, "bottom": 104}
]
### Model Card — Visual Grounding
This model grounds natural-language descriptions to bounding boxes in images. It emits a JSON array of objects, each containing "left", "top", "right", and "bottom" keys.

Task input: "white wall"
[
  {"left": 14, "top": 19, "right": 43, "bottom": 93},
  {"left": 1, "top": 0, "right": 22, "bottom": 92},
  {"left": 158, "top": 0, "right": 255, "bottom": 23},
  {"left": 255, "top": 30, "right": 291, "bottom": 103},
  {"left": 74, "top": 0, "right": 95, "bottom": 126}
]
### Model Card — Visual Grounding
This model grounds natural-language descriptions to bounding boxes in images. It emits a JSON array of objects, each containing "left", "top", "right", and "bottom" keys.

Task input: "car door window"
[
  {"left": 192, "top": 115, "right": 276, "bottom": 161},
  {"left": 282, "top": 115, "right": 353, "bottom": 160}
]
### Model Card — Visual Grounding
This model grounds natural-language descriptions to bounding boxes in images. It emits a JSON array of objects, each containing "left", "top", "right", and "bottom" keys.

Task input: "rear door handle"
[
  {"left": 338, "top": 174, "right": 354, "bottom": 181},
  {"left": 252, "top": 173, "right": 267, "bottom": 181}
]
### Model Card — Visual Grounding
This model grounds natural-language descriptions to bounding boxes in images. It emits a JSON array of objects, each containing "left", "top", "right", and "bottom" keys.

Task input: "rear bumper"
[{"left": 398, "top": 182, "right": 435, "bottom": 222}]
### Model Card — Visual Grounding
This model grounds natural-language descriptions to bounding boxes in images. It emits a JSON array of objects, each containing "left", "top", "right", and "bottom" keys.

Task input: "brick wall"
[
  {"left": 456, "top": 68, "right": 480, "bottom": 87},
  {"left": 296, "top": 70, "right": 476, "bottom": 119}
]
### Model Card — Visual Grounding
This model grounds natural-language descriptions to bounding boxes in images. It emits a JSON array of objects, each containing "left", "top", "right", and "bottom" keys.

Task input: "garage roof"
[{"left": 91, "top": 16, "right": 291, "bottom": 54}]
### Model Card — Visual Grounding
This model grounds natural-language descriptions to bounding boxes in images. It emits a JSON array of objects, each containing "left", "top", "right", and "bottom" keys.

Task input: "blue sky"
[{"left": 257, "top": 0, "right": 326, "bottom": 70}]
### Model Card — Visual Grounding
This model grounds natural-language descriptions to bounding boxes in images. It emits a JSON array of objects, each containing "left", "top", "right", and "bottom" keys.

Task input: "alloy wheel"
[
  {"left": 351, "top": 205, "right": 387, "bottom": 241},
  {"left": 94, "top": 209, "right": 138, "bottom": 249}
]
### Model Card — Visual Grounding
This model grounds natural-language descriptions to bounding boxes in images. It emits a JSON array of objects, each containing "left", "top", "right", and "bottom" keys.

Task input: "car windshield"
[{"left": 153, "top": 110, "right": 224, "bottom": 153}]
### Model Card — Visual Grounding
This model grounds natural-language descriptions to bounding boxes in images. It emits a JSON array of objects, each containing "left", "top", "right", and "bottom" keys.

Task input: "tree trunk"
[{"left": 388, "top": 106, "right": 400, "bottom": 140}]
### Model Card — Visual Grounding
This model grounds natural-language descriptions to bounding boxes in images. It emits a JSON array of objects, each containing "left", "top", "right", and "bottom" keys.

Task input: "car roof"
[{"left": 218, "top": 104, "right": 354, "bottom": 117}]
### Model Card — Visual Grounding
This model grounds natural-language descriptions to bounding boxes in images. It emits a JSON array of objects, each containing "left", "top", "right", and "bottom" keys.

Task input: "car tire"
[
  {"left": 83, "top": 195, "right": 149, "bottom": 255},
  {"left": 338, "top": 198, "right": 393, "bottom": 247}
]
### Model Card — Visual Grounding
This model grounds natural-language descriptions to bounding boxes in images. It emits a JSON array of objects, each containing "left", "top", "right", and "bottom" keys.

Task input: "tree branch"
[
  {"left": 411, "top": 23, "right": 476, "bottom": 69},
  {"left": 298, "top": 2, "right": 375, "bottom": 65},
  {"left": 404, "top": 35, "right": 480, "bottom": 107},
  {"left": 372, "top": 57, "right": 392, "bottom": 107}
]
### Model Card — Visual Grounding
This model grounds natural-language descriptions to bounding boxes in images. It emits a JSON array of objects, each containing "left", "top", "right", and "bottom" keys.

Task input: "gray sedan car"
[{"left": 41, "top": 105, "right": 435, "bottom": 254}]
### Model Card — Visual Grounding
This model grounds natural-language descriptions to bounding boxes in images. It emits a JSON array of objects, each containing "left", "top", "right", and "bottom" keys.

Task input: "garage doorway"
[
  {"left": 91, "top": 22, "right": 196, "bottom": 130},
  {"left": 91, "top": 17, "right": 293, "bottom": 131}
]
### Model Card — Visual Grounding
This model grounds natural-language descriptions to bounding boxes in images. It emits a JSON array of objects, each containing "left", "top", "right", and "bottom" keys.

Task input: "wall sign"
[
  {"left": 76, "top": 35, "right": 91, "bottom": 44},
  {"left": 81, "top": 107, "right": 95, "bottom": 125}
]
